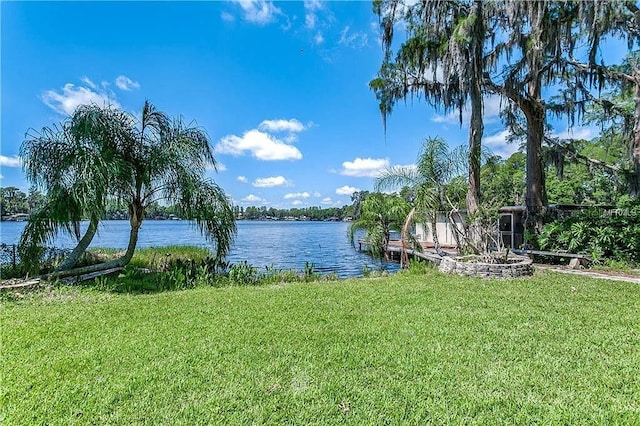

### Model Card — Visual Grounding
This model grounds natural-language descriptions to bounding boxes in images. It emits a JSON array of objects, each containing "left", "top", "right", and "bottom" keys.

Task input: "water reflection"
[{"left": 0, "top": 220, "right": 399, "bottom": 278}]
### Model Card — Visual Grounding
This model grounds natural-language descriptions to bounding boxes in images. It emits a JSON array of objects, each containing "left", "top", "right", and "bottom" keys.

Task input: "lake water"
[{"left": 0, "top": 220, "right": 399, "bottom": 278}]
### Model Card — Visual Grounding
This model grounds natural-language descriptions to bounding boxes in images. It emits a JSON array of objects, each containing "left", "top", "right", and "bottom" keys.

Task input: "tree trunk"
[
  {"left": 630, "top": 79, "right": 640, "bottom": 198},
  {"left": 400, "top": 207, "right": 417, "bottom": 268},
  {"left": 522, "top": 94, "right": 547, "bottom": 233},
  {"left": 55, "top": 215, "right": 99, "bottom": 271},
  {"left": 466, "top": 0, "right": 484, "bottom": 218},
  {"left": 430, "top": 213, "right": 446, "bottom": 256},
  {"left": 44, "top": 203, "right": 145, "bottom": 280}
]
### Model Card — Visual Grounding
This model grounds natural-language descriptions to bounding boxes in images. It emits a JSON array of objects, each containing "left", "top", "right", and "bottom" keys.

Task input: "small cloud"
[
  {"left": 80, "top": 76, "right": 97, "bottom": 89},
  {"left": 252, "top": 176, "right": 292, "bottom": 188},
  {"left": 432, "top": 94, "right": 504, "bottom": 125},
  {"left": 482, "top": 130, "right": 520, "bottom": 158},
  {"left": 42, "top": 82, "right": 120, "bottom": 116},
  {"left": 0, "top": 174, "right": 4, "bottom": 180},
  {"left": 320, "top": 197, "right": 333, "bottom": 205},
  {"left": 340, "top": 157, "right": 389, "bottom": 178},
  {"left": 551, "top": 126, "right": 596, "bottom": 141},
  {"left": 339, "top": 26, "right": 368, "bottom": 48},
  {"left": 215, "top": 129, "right": 302, "bottom": 161},
  {"left": 304, "top": 0, "right": 323, "bottom": 30},
  {"left": 259, "top": 118, "right": 305, "bottom": 133},
  {"left": 115, "top": 75, "right": 140, "bottom": 91},
  {"left": 305, "top": 12, "right": 316, "bottom": 29},
  {"left": 336, "top": 185, "right": 360, "bottom": 196},
  {"left": 232, "top": 0, "right": 282, "bottom": 25},
  {"left": 284, "top": 192, "right": 310, "bottom": 199},
  {"left": 314, "top": 32, "right": 325, "bottom": 45},
  {"left": 221, "top": 11, "right": 235, "bottom": 22},
  {"left": 206, "top": 161, "right": 226, "bottom": 172},
  {"left": 0, "top": 155, "right": 22, "bottom": 168},
  {"left": 291, "top": 200, "right": 304, "bottom": 206},
  {"left": 236, "top": 176, "right": 248, "bottom": 183},
  {"left": 242, "top": 194, "right": 264, "bottom": 202},
  {"left": 313, "top": 191, "right": 321, "bottom": 197}
]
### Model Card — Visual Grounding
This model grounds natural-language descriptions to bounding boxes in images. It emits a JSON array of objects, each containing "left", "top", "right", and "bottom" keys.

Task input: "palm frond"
[{"left": 374, "top": 165, "right": 422, "bottom": 192}]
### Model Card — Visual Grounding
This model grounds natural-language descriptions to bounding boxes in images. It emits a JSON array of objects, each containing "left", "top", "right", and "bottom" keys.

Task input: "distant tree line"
[
  {"left": 0, "top": 187, "right": 45, "bottom": 217},
  {"left": 235, "top": 205, "right": 354, "bottom": 221},
  {"left": 1, "top": 186, "right": 371, "bottom": 222}
]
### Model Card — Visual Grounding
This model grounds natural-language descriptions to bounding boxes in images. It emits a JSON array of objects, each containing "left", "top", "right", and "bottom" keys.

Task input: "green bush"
[
  {"left": 228, "top": 261, "right": 260, "bottom": 285},
  {"left": 539, "top": 201, "right": 640, "bottom": 265}
]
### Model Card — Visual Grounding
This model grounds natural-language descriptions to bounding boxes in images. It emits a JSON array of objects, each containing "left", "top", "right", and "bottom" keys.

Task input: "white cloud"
[
  {"left": 115, "top": 75, "right": 140, "bottom": 91},
  {"left": 339, "top": 26, "right": 368, "bottom": 48},
  {"left": 432, "top": 94, "right": 504, "bottom": 125},
  {"left": 336, "top": 185, "right": 360, "bottom": 196},
  {"left": 284, "top": 192, "right": 310, "bottom": 199},
  {"left": 551, "top": 126, "right": 597, "bottom": 141},
  {"left": 42, "top": 83, "right": 120, "bottom": 116},
  {"left": 236, "top": 176, "right": 248, "bottom": 183},
  {"left": 0, "top": 155, "right": 21, "bottom": 168},
  {"left": 242, "top": 194, "right": 264, "bottom": 202},
  {"left": 283, "top": 133, "right": 299, "bottom": 144},
  {"left": 482, "top": 130, "right": 520, "bottom": 158},
  {"left": 252, "top": 176, "right": 291, "bottom": 188},
  {"left": 304, "top": 0, "right": 325, "bottom": 30},
  {"left": 0, "top": 174, "right": 4, "bottom": 180},
  {"left": 232, "top": 0, "right": 282, "bottom": 25},
  {"left": 314, "top": 32, "right": 325, "bottom": 45},
  {"left": 80, "top": 76, "right": 97, "bottom": 89},
  {"left": 291, "top": 200, "right": 304, "bottom": 206},
  {"left": 313, "top": 191, "right": 321, "bottom": 197},
  {"left": 305, "top": 12, "right": 316, "bottom": 29},
  {"left": 258, "top": 118, "right": 305, "bottom": 133},
  {"left": 221, "top": 11, "right": 235, "bottom": 22},
  {"left": 320, "top": 197, "right": 333, "bottom": 205},
  {"left": 480, "top": 126, "right": 596, "bottom": 159},
  {"left": 215, "top": 129, "right": 302, "bottom": 161},
  {"left": 206, "top": 161, "right": 226, "bottom": 172},
  {"left": 304, "top": 0, "right": 324, "bottom": 30},
  {"left": 340, "top": 157, "right": 389, "bottom": 178}
]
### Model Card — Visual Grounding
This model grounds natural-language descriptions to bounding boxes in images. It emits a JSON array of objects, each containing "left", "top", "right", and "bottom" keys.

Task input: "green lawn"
[{"left": 2, "top": 271, "right": 639, "bottom": 424}]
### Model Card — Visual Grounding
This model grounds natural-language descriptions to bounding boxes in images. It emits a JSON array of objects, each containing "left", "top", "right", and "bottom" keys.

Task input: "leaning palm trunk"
[
  {"left": 55, "top": 215, "right": 100, "bottom": 271},
  {"left": 399, "top": 207, "right": 417, "bottom": 268},
  {"left": 44, "top": 222, "right": 141, "bottom": 279},
  {"left": 430, "top": 213, "right": 446, "bottom": 257}
]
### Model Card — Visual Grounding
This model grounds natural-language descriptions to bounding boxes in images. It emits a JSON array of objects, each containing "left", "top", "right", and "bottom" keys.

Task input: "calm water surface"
[{"left": 0, "top": 220, "right": 398, "bottom": 277}]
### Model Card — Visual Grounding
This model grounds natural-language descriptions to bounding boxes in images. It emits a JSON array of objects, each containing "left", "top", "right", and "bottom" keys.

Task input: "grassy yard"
[{"left": 2, "top": 270, "right": 639, "bottom": 424}]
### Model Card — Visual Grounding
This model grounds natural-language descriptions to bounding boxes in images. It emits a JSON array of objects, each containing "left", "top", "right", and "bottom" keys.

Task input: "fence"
[{"left": 0, "top": 243, "right": 72, "bottom": 268}]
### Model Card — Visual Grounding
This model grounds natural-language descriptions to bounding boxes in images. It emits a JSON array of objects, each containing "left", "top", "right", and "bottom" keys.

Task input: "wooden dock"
[{"left": 358, "top": 239, "right": 445, "bottom": 265}]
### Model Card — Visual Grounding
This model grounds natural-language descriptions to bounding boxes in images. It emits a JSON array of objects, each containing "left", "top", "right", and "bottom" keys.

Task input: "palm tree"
[
  {"left": 19, "top": 122, "right": 112, "bottom": 273},
  {"left": 61, "top": 101, "right": 236, "bottom": 275},
  {"left": 19, "top": 101, "right": 236, "bottom": 277},
  {"left": 375, "top": 136, "right": 469, "bottom": 259},
  {"left": 347, "top": 192, "right": 411, "bottom": 260}
]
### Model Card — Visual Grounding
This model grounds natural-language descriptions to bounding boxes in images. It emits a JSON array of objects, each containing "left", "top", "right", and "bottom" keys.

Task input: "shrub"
[
  {"left": 538, "top": 201, "right": 640, "bottom": 265},
  {"left": 228, "top": 261, "right": 260, "bottom": 285}
]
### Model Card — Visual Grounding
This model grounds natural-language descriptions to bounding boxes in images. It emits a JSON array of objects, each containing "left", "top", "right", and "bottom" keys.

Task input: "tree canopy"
[
  {"left": 371, "top": 0, "right": 640, "bottom": 234},
  {"left": 19, "top": 101, "right": 236, "bottom": 276}
]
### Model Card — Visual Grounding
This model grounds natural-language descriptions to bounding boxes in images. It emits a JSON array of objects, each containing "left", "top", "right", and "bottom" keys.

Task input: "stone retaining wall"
[{"left": 438, "top": 255, "right": 533, "bottom": 278}]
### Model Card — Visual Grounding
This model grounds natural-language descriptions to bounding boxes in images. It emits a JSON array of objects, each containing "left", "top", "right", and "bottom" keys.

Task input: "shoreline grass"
[{"left": 2, "top": 270, "right": 639, "bottom": 424}]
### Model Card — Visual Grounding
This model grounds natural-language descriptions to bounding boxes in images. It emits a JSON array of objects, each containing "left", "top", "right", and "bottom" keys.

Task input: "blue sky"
[{"left": 0, "top": 1, "right": 627, "bottom": 209}]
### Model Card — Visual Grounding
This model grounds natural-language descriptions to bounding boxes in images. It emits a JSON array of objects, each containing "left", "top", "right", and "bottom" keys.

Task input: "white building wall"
[{"left": 415, "top": 212, "right": 466, "bottom": 247}]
